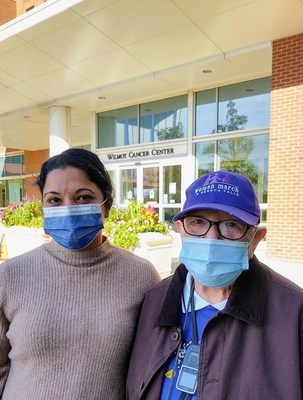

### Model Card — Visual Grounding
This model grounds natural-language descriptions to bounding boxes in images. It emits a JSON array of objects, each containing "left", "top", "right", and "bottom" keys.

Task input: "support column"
[{"left": 49, "top": 106, "right": 71, "bottom": 156}]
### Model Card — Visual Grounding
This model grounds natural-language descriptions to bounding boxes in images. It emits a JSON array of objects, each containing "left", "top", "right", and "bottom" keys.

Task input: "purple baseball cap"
[{"left": 173, "top": 170, "right": 260, "bottom": 225}]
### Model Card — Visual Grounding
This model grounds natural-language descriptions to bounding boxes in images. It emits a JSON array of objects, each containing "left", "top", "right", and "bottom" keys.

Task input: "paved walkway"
[{"left": 254, "top": 240, "right": 303, "bottom": 288}]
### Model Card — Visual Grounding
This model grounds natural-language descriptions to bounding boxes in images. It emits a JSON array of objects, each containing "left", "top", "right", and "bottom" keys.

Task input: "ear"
[
  {"left": 102, "top": 206, "right": 109, "bottom": 219},
  {"left": 249, "top": 226, "right": 267, "bottom": 259},
  {"left": 176, "top": 220, "right": 183, "bottom": 234}
]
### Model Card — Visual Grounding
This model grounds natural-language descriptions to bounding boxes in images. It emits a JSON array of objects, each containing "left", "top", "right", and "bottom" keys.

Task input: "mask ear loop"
[
  {"left": 100, "top": 198, "right": 108, "bottom": 207},
  {"left": 246, "top": 226, "right": 258, "bottom": 247}
]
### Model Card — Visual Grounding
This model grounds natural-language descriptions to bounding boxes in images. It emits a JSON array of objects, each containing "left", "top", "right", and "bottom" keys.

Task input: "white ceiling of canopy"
[{"left": 0, "top": 0, "right": 302, "bottom": 150}]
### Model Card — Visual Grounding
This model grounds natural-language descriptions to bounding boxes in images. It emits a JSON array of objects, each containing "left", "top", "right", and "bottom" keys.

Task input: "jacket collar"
[{"left": 155, "top": 256, "right": 266, "bottom": 328}]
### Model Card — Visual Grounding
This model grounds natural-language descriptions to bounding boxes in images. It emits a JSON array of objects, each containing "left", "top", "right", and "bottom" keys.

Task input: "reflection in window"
[
  {"left": 195, "top": 77, "right": 271, "bottom": 136},
  {"left": 195, "top": 134, "right": 269, "bottom": 205},
  {"left": 98, "top": 106, "right": 138, "bottom": 148},
  {"left": 143, "top": 167, "right": 159, "bottom": 203},
  {"left": 218, "top": 78, "right": 271, "bottom": 131},
  {"left": 163, "top": 165, "right": 181, "bottom": 204},
  {"left": 97, "top": 95, "right": 188, "bottom": 148},
  {"left": 218, "top": 135, "right": 268, "bottom": 204},
  {"left": 140, "top": 95, "right": 187, "bottom": 143},
  {"left": 195, "top": 89, "right": 217, "bottom": 135},
  {"left": 121, "top": 169, "right": 137, "bottom": 204},
  {"left": 196, "top": 141, "right": 216, "bottom": 176}
]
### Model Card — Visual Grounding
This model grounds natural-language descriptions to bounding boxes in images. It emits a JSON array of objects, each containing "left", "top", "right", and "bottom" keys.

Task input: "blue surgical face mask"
[
  {"left": 180, "top": 237, "right": 250, "bottom": 288},
  {"left": 43, "top": 203, "right": 105, "bottom": 250}
]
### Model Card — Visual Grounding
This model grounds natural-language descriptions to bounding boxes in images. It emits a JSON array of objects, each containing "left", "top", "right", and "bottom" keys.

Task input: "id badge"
[{"left": 176, "top": 344, "right": 200, "bottom": 394}]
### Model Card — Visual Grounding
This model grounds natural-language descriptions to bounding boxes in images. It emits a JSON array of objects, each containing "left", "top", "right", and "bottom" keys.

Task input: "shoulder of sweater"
[{"left": 0, "top": 244, "right": 44, "bottom": 270}]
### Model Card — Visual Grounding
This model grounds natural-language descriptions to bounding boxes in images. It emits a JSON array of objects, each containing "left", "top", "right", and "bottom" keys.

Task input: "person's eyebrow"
[
  {"left": 43, "top": 188, "right": 96, "bottom": 198},
  {"left": 43, "top": 191, "right": 59, "bottom": 198}
]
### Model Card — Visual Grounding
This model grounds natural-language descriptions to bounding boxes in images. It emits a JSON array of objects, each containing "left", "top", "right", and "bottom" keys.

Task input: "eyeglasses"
[{"left": 180, "top": 216, "right": 254, "bottom": 240}]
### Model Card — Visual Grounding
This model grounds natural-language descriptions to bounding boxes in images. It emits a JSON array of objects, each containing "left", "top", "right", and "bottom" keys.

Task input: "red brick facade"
[
  {"left": 16, "top": 0, "right": 44, "bottom": 16},
  {"left": 266, "top": 33, "right": 303, "bottom": 262},
  {"left": 0, "top": 0, "right": 16, "bottom": 25},
  {"left": 24, "top": 149, "right": 49, "bottom": 199}
]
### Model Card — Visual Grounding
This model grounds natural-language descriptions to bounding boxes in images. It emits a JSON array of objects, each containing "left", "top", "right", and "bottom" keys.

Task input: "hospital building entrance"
[{"left": 107, "top": 157, "right": 187, "bottom": 229}]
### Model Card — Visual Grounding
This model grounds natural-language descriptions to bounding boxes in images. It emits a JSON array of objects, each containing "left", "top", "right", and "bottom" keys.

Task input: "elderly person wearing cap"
[{"left": 126, "top": 170, "right": 303, "bottom": 400}]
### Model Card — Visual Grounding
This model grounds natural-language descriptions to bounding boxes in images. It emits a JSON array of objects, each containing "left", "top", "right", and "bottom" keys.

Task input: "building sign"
[{"left": 103, "top": 144, "right": 187, "bottom": 162}]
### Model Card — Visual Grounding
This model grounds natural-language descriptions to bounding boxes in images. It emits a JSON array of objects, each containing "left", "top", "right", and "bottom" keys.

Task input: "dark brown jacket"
[{"left": 126, "top": 257, "right": 303, "bottom": 399}]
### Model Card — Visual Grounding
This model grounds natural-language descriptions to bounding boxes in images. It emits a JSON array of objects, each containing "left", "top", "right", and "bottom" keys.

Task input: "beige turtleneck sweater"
[{"left": 0, "top": 238, "right": 160, "bottom": 399}]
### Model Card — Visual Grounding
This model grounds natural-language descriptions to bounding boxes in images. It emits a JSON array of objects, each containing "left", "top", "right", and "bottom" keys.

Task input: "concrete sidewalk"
[{"left": 254, "top": 240, "right": 303, "bottom": 288}]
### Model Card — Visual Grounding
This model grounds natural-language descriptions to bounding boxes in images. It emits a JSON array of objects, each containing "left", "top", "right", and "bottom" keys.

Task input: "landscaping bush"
[
  {"left": 1, "top": 199, "right": 44, "bottom": 228},
  {"left": 104, "top": 200, "right": 169, "bottom": 251}
]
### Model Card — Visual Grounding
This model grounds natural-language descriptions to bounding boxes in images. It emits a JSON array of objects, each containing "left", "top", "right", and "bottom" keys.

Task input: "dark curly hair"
[{"left": 36, "top": 148, "right": 113, "bottom": 212}]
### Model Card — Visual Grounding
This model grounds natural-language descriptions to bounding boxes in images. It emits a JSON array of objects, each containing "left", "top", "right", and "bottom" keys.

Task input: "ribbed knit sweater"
[{"left": 0, "top": 238, "right": 160, "bottom": 399}]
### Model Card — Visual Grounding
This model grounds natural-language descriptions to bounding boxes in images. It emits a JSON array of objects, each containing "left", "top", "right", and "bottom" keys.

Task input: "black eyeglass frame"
[{"left": 180, "top": 215, "right": 256, "bottom": 240}]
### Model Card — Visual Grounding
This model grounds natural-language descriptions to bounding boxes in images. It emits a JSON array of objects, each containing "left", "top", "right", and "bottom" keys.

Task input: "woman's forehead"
[{"left": 43, "top": 167, "right": 98, "bottom": 193}]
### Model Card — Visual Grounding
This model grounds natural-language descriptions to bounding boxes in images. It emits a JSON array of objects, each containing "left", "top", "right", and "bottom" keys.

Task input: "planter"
[
  {"left": 133, "top": 232, "right": 173, "bottom": 278},
  {"left": 0, "top": 226, "right": 50, "bottom": 260}
]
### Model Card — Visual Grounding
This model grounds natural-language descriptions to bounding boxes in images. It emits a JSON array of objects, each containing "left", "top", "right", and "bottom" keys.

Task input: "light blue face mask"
[
  {"left": 180, "top": 237, "right": 250, "bottom": 288},
  {"left": 43, "top": 203, "right": 104, "bottom": 250}
]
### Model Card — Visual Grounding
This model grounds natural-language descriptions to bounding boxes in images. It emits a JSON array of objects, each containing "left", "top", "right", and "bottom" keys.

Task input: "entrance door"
[
  {"left": 8, "top": 182, "right": 22, "bottom": 203},
  {"left": 119, "top": 163, "right": 182, "bottom": 227}
]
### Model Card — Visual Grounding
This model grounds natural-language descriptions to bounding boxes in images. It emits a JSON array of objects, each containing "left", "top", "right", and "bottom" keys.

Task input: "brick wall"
[
  {"left": 0, "top": 0, "right": 16, "bottom": 24},
  {"left": 266, "top": 33, "right": 303, "bottom": 262},
  {"left": 24, "top": 149, "right": 49, "bottom": 199},
  {"left": 16, "top": 0, "right": 44, "bottom": 16}
]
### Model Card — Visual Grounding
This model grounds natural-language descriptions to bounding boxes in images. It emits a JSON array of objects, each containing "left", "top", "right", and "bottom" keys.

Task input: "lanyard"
[
  {"left": 177, "top": 281, "right": 198, "bottom": 400},
  {"left": 190, "top": 281, "right": 198, "bottom": 345},
  {"left": 165, "top": 281, "right": 199, "bottom": 400}
]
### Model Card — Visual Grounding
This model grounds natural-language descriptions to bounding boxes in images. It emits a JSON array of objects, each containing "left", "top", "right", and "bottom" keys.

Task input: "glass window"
[
  {"left": 0, "top": 155, "right": 24, "bottom": 177},
  {"left": 143, "top": 167, "right": 159, "bottom": 203},
  {"left": 98, "top": 106, "right": 138, "bottom": 148},
  {"left": 195, "top": 141, "right": 216, "bottom": 176},
  {"left": 218, "top": 77, "right": 271, "bottom": 132},
  {"left": 140, "top": 95, "right": 187, "bottom": 142},
  {"left": 98, "top": 95, "right": 188, "bottom": 148},
  {"left": 163, "top": 165, "right": 181, "bottom": 204},
  {"left": 120, "top": 169, "right": 137, "bottom": 204},
  {"left": 218, "top": 135, "right": 268, "bottom": 203},
  {"left": 8, "top": 180, "right": 23, "bottom": 203},
  {"left": 195, "top": 89, "right": 217, "bottom": 136},
  {"left": 195, "top": 77, "right": 271, "bottom": 136},
  {"left": 163, "top": 207, "right": 180, "bottom": 230},
  {"left": 0, "top": 179, "right": 25, "bottom": 206},
  {"left": 195, "top": 134, "right": 269, "bottom": 206}
]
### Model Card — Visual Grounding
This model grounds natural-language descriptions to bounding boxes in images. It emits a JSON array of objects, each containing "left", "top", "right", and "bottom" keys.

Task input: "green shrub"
[
  {"left": 1, "top": 199, "right": 44, "bottom": 228},
  {"left": 104, "top": 201, "right": 169, "bottom": 251}
]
